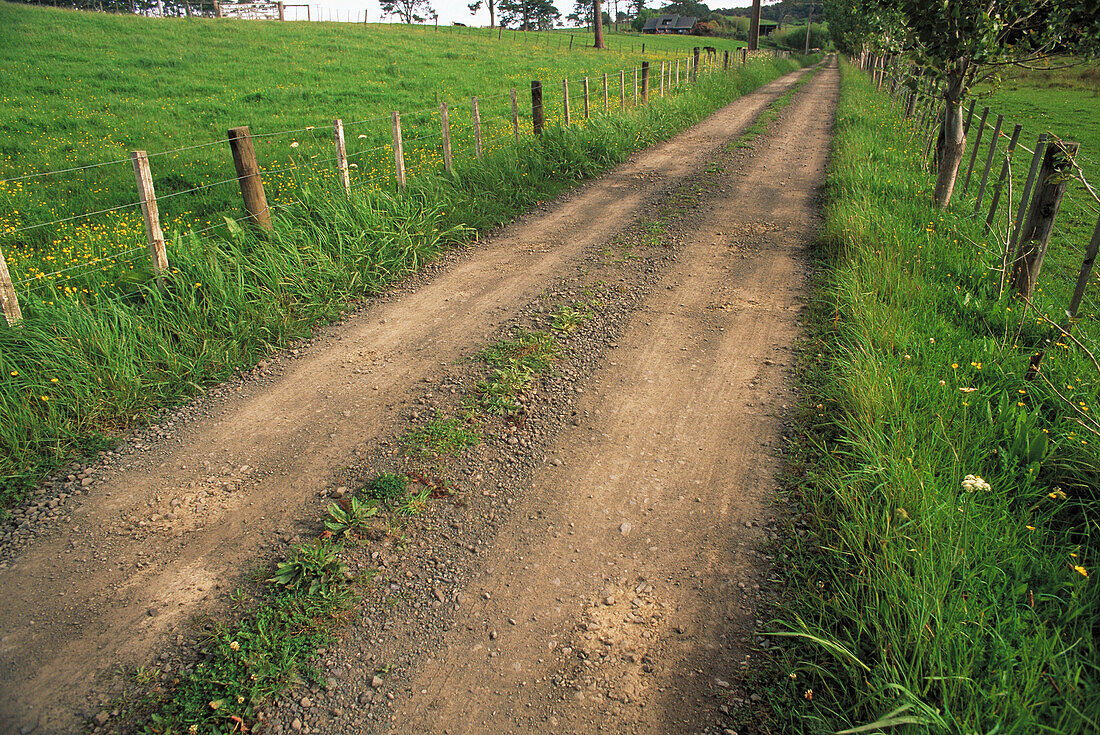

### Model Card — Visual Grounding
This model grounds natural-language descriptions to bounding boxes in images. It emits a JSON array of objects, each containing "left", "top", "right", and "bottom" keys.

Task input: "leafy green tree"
[
  {"left": 380, "top": 0, "right": 434, "bottom": 23},
  {"left": 498, "top": 0, "right": 560, "bottom": 29},
  {"left": 832, "top": 0, "right": 1100, "bottom": 208}
]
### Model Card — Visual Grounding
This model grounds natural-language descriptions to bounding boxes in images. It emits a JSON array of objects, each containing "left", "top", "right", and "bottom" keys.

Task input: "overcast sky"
[{"left": 284, "top": 0, "right": 653, "bottom": 27}]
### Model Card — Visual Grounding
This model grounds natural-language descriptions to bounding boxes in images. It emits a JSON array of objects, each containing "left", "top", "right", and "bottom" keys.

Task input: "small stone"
[
  {"left": 551, "top": 457, "right": 563, "bottom": 466},
  {"left": 95, "top": 712, "right": 110, "bottom": 726},
  {"left": 290, "top": 718, "right": 302, "bottom": 731},
  {"left": 750, "top": 693, "right": 762, "bottom": 703},
  {"left": 604, "top": 595, "right": 616, "bottom": 606},
  {"left": 715, "top": 678, "right": 730, "bottom": 688},
  {"left": 619, "top": 522, "right": 632, "bottom": 535},
  {"left": 490, "top": 630, "right": 498, "bottom": 640},
  {"left": 371, "top": 676, "right": 384, "bottom": 688},
  {"left": 300, "top": 696, "right": 312, "bottom": 708}
]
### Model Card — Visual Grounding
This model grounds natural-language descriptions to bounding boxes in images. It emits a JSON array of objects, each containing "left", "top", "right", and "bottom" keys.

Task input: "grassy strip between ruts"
[
  {"left": 757, "top": 61, "right": 1099, "bottom": 733},
  {"left": 117, "top": 297, "right": 578, "bottom": 732},
  {"left": 0, "top": 53, "right": 820, "bottom": 510},
  {"left": 728, "top": 63, "right": 821, "bottom": 151}
]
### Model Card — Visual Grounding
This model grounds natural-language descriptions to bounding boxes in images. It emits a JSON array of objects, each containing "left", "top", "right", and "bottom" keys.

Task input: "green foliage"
[
  {"left": 401, "top": 416, "right": 481, "bottom": 456},
  {"left": 474, "top": 330, "right": 559, "bottom": 414},
  {"left": 140, "top": 589, "right": 349, "bottom": 734},
  {"left": 362, "top": 472, "right": 410, "bottom": 504},
  {"left": 269, "top": 539, "right": 349, "bottom": 597},
  {"left": 324, "top": 496, "right": 380, "bottom": 538},
  {"left": 550, "top": 302, "right": 595, "bottom": 332},
  {"left": 769, "top": 62, "right": 1099, "bottom": 734}
]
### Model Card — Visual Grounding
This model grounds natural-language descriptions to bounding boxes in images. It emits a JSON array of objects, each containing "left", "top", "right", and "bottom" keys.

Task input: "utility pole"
[
  {"left": 804, "top": 2, "right": 813, "bottom": 55},
  {"left": 748, "top": 0, "right": 761, "bottom": 51}
]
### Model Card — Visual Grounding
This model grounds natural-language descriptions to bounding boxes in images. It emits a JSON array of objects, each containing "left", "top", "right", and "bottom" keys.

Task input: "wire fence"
[
  {"left": 873, "top": 60, "right": 1100, "bottom": 354},
  {"left": 2, "top": 46, "right": 795, "bottom": 321}
]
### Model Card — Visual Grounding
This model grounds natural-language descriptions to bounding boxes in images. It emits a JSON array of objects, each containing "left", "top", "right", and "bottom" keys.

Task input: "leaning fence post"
[
  {"left": 440, "top": 102, "right": 453, "bottom": 173},
  {"left": 472, "top": 97, "right": 483, "bottom": 158},
  {"left": 227, "top": 126, "right": 272, "bottom": 231},
  {"left": 1012, "top": 139, "right": 1078, "bottom": 299},
  {"left": 986, "top": 123, "right": 1023, "bottom": 229},
  {"left": 962, "top": 99, "right": 976, "bottom": 137},
  {"left": 562, "top": 79, "right": 571, "bottom": 125},
  {"left": 0, "top": 243, "right": 21, "bottom": 327},
  {"left": 130, "top": 150, "right": 168, "bottom": 275},
  {"left": 531, "top": 80, "right": 544, "bottom": 135},
  {"left": 973, "top": 114, "right": 1003, "bottom": 212},
  {"left": 510, "top": 88, "right": 520, "bottom": 139},
  {"left": 905, "top": 92, "right": 917, "bottom": 119},
  {"left": 333, "top": 119, "right": 350, "bottom": 194},
  {"left": 961, "top": 106, "right": 989, "bottom": 194},
  {"left": 391, "top": 111, "right": 406, "bottom": 187},
  {"left": 1067, "top": 213, "right": 1100, "bottom": 321},
  {"left": 1004, "top": 134, "right": 1048, "bottom": 285},
  {"left": 583, "top": 77, "right": 590, "bottom": 119}
]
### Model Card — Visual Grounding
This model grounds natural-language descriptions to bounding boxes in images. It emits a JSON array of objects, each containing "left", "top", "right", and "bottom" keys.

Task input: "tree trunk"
[
  {"left": 933, "top": 60, "right": 969, "bottom": 209},
  {"left": 593, "top": 0, "right": 606, "bottom": 48},
  {"left": 748, "top": 0, "right": 761, "bottom": 51},
  {"left": 489, "top": 0, "right": 495, "bottom": 28}
]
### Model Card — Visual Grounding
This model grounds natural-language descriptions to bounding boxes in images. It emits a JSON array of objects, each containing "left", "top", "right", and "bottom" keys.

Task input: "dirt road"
[{"left": 0, "top": 59, "right": 836, "bottom": 734}]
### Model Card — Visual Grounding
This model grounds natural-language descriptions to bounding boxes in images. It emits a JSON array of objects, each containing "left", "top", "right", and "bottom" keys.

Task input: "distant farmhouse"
[{"left": 641, "top": 14, "right": 699, "bottom": 34}]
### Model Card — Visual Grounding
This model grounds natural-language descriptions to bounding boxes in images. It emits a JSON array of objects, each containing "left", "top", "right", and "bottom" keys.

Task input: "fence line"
[
  {"left": 0, "top": 46, "right": 791, "bottom": 325},
  {"left": 871, "top": 56, "right": 1100, "bottom": 372}
]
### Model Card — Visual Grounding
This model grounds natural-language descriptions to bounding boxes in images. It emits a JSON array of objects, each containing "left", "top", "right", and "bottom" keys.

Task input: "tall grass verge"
[
  {"left": 0, "top": 55, "right": 817, "bottom": 506},
  {"left": 767, "top": 61, "right": 1099, "bottom": 733}
]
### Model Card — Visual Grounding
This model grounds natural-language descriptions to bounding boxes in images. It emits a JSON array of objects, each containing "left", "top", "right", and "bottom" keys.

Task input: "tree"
[
  {"left": 875, "top": 0, "right": 1100, "bottom": 208},
  {"left": 468, "top": 0, "right": 496, "bottom": 28},
  {"left": 379, "top": 0, "right": 434, "bottom": 23},
  {"left": 498, "top": 0, "right": 560, "bottom": 30},
  {"left": 593, "top": 0, "right": 607, "bottom": 47}
]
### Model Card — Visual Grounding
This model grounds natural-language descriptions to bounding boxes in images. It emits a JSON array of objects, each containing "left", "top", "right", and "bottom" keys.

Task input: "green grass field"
[
  {"left": 0, "top": 3, "right": 751, "bottom": 295},
  {"left": 762, "top": 62, "right": 1099, "bottom": 734},
  {"left": 0, "top": 0, "right": 812, "bottom": 506}
]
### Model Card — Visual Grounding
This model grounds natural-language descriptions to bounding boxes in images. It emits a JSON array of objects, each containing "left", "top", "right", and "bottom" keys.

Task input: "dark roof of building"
[{"left": 643, "top": 14, "right": 698, "bottom": 31}]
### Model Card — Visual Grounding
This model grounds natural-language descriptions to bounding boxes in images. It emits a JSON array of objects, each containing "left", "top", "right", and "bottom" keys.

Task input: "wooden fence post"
[
  {"left": 510, "top": 88, "right": 520, "bottom": 139},
  {"left": 562, "top": 79, "right": 571, "bottom": 125},
  {"left": 633, "top": 67, "right": 638, "bottom": 106},
  {"left": 472, "top": 97, "right": 483, "bottom": 159},
  {"left": 532, "top": 81, "right": 544, "bottom": 135},
  {"left": 659, "top": 61, "right": 664, "bottom": 97},
  {"left": 1005, "top": 134, "right": 1048, "bottom": 274},
  {"left": 1012, "top": 139, "right": 1078, "bottom": 299},
  {"left": 130, "top": 150, "right": 169, "bottom": 275},
  {"left": 603, "top": 73, "right": 608, "bottom": 112},
  {"left": 962, "top": 99, "right": 976, "bottom": 137},
  {"left": 986, "top": 123, "right": 1022, "bottom": 229},
  {"left": 641, "top": 61, "right": 650, "bottom": 103},
  {"left": 583, "top": 77, "right": 590, "bottom": 119},
  {"left": 391, "top": 111, "right": 406, "bottom": 187},
  {"left": 333, "top": 119, "right": 350, "bottom": 194},
  {"left": 620, "top": 70, "right": 625, "bottom": 111},
  {"left": 723, "top": 49, "right": 729, "bottom": 70},
  {"left": 961, "top": 106, "right": 989, "bottom": 194},
  {"left": 0, "top": 243, "right": 21, "bottom": 327},
  {"left": 973, "top": 114, "right": 1003, "bottom": 212},
  {"left": 1067, "top": 213, "right": 1100, "bottom": 321},
  {"left": 692, "top": 47, "right": 700, "bottom": 82},
  {"left": 676, "top": 59, "right": 680, "bottom": 86},
  {"left": 440, "top": 102, "right": 453, "bottom": 173},
  {"left": 904, "top": 92, "right": 916, "bottom": 119},
  {"left": 227, "top": 126, "right": 272, "bottom": 231}
]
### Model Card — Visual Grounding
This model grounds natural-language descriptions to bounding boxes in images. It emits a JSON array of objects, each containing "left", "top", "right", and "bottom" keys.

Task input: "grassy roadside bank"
[{"left": 761, "top": 62, "right": 1099, "bottom": 733}]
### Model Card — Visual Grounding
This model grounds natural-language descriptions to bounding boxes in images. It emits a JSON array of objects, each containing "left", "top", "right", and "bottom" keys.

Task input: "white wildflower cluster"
[{"left": 962, "top": 474, "right": 991, "bottom": 493}]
